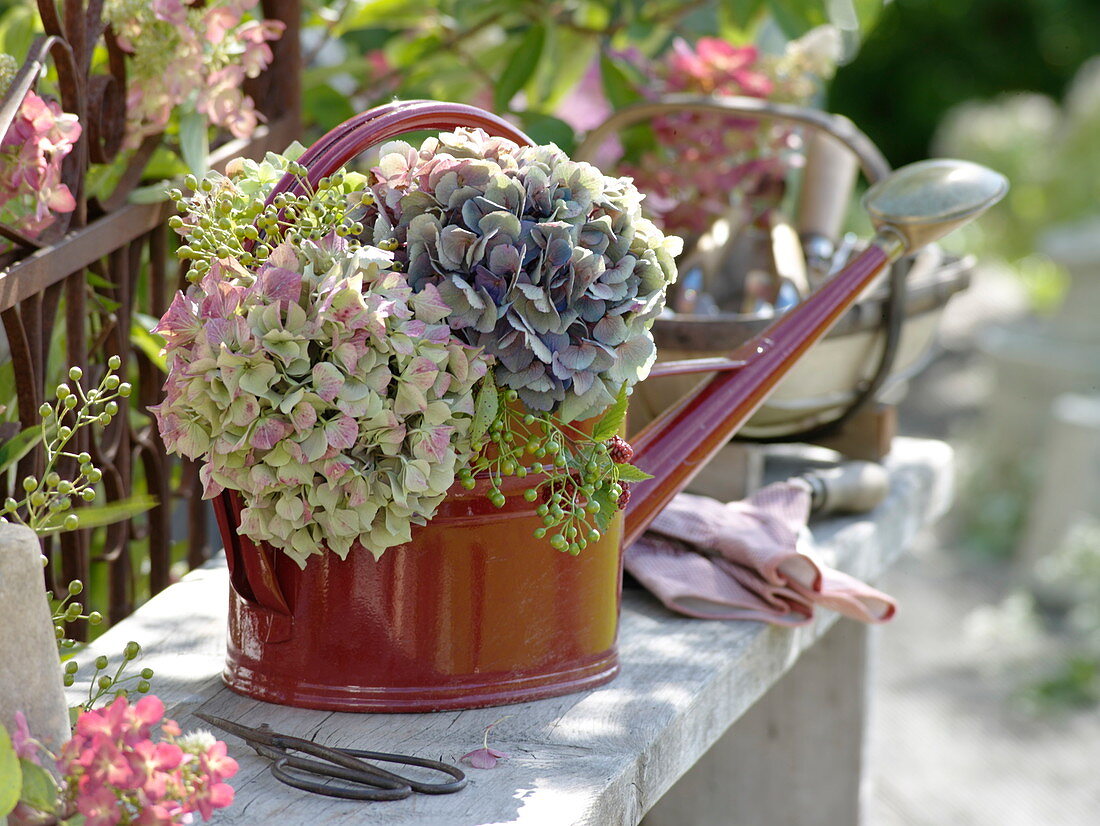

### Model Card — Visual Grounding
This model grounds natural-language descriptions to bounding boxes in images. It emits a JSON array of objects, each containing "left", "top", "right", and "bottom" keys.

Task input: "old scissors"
[{"left": 194, "top": 713, "right": 467, "bottom": 801}]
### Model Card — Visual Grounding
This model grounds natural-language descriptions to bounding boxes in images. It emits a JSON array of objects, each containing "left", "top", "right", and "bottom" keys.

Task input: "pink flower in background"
[
  {"left": 610, "top": 32, "right": 832, "bottom": 238},
  {"left": 105, "top": 0, "right": 283, "bottom": 147},
  {"left": 0, "top": 88, "right": 80, "bottom": 239}
]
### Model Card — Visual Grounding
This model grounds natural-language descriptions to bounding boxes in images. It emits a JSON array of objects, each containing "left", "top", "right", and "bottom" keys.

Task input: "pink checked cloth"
[{"left": 625, "top": 483, "right": 896, "bottom": 626}]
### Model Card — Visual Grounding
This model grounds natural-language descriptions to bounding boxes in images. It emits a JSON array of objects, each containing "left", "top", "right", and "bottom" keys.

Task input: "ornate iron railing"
[{"left": 0, "top": 0, "right": 301, "bottom": 628}]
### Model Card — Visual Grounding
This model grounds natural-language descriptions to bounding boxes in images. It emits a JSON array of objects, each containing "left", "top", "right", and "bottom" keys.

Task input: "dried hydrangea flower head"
[
  {"left": 354, "top": 128, "right": 681, "bottom": 422},
  {"left": 154, "top": 158, "right": 490, "bottom": 565}
]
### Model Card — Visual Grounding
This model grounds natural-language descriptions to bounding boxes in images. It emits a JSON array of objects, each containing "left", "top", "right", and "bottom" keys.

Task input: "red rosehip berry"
[
  {"left": 606, "top": 435, "right": 633, "bottom": 464},
  {"left": 617, "top": 482, "right": 632, "bottom": 509}
]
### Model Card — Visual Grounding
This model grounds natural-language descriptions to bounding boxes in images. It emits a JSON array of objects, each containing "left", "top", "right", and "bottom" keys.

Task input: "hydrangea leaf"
[
  {"left": 592, "top": 382, "right": 629, "bottom": 442},
  {"left": 470, "top": 378, "right": 499, "bottom": 443}
]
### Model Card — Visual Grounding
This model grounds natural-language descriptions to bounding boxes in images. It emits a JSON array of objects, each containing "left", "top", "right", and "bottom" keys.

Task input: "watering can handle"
[
  {"left": 264, "top": 100, "right": 534, "bottom": 208},
  {"left": 227, "top": 101, "right": 533, "bottom": 616}
]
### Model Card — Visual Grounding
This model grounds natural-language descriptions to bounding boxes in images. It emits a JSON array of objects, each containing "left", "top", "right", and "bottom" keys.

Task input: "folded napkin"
[{"left": 625, "top": 483, "right": 896, "bottom": 626}]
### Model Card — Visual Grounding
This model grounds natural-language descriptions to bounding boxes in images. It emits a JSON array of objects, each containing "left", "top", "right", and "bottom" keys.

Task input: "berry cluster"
[
  {"left": 169, "top": 157, "right": 369, "bottom": 281},
  {"left": 456, "top": 380, "right": 649, "bottom": 554},
  {"left": 2, "top": 358, "right": 133, "bottom": 535}
]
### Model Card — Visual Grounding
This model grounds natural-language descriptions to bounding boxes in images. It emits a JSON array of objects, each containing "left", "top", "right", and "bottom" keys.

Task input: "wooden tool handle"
[{"left": 796, "top": 131, "right": 860, "bottom": 243}]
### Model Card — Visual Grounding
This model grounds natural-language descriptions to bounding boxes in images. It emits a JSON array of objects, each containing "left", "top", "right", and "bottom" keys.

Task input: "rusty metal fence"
[{"left": 0, "top": 0, "right": 301, "bottom": 627}]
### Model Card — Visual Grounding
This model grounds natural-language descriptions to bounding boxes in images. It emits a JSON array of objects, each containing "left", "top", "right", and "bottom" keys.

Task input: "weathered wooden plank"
[
  {"left": 642, "top": 620, "right": 871, "bottom": 826},
  {"left": 64, "top": 437, "right": 953, "bottom": 826}
]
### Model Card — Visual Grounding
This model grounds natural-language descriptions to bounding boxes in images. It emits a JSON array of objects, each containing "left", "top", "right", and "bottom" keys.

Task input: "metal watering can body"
[{"left": 217, "top": 101, "right": 1006, "bottom": 712}]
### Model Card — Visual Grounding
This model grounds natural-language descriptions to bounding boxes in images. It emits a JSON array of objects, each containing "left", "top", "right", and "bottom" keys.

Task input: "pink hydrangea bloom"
[{"left": 105, "top": 0, "right": 283, "bottom": 147}]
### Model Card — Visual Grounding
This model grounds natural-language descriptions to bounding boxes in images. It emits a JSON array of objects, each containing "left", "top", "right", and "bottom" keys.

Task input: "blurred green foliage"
[
  {"left": 828, "top": 0, "right": 1100, "bottom": 166},
  {"left": 299, "top": 0, "right": 884, "bottom": 146}
]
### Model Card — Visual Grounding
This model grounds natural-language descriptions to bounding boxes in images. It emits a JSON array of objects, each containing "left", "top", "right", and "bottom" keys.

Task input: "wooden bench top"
[{"left": 66, "top": 437, "right": 953, "bottom": 825}]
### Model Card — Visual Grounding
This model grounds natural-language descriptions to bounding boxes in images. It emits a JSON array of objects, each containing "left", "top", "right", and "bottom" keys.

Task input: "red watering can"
[{"left": 215, "top": 101, "right": 1006, "bottom": 712}]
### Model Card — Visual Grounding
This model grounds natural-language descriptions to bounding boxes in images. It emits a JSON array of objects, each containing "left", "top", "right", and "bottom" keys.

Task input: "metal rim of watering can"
[{"left": 576, "top": 94, "right": 917, "bottom": 440}]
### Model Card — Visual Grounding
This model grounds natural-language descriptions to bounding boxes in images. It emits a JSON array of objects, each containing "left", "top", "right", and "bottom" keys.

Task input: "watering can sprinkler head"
[
  {"left": 625, "top": 157, "right": 1007, "bottom": 546},
  {"left": 862, "top": 158, "right": 1008, "bottom": 256}
]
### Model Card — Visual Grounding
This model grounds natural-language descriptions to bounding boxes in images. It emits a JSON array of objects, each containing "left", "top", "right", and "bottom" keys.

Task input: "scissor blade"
[{"left": 194, "top": 712, "right": 278, "bottom": 747}]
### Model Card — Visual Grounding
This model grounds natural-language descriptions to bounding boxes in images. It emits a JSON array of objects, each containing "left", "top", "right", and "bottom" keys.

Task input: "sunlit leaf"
[
  {"left": 131, "top": 317, "right": 168, "bottom": 373},
  {"left": 18, "top": 759, "right": 57, "bottom": 812},
  {"left": 470, "top": 378, "right": 499, "bottom": 443},
  {"left": 0, "top": 426, "right": 40, "bottom": 476},
  {"left": 614, "top": 463, "right": 653, "bottom": 483},
  {"left": 494, "top": 23, "right": 546, "bottom": 112},
  {"left": 592, "top": 382, "right": 629, "bottom": 442},
  {"left": 178, "top": 108, "right": 210, "bottom": 178},
  {"left": 36, "top": 495, "right": 158, "bottom": 536},
  {"left": 0, "top": 724, "right": 21, "bottom": 818}
]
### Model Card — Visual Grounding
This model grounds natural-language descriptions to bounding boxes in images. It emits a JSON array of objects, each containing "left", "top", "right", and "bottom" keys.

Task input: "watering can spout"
[{"left": 622, "top": 159, "right": 1007, "bottom": 547}]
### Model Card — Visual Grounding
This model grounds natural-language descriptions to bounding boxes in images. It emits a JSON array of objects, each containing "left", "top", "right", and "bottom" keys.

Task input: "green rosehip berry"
[
  {"left": 63, "top": 514, "right": 79, "bottom": 531},
  {"left": 501, "top": 460, "right": 517, "bottom": 476},
  {"left": 29, "top": 492, "right": 46, "bottom": 508},
  {"left": 534, "top": 448, "right": 547, "bottom": 459},
  {"left": 65, "top": 660, "right": 79, "bottom": 674},
  {"left": 39, "top": 402, "right": 53, "bottom": 418},
  {"left": 491, "top": 494, "right": 506, "bottom": 508},
  {"left": 533, "top": 527, "right": 547, "bottom": 539},
  {"left": 55, "top": 626, "right": 64, "bottom": 639},
  {"left": 124, "top": 641, "right": 141, "bottom": 660},
  {"left": 58, "top": 481, "right": 73, "bottom": 495},
  {"left": 94, "top": 655, "right": 109, "bottom": 670},
  {"left": 88, "top": 612, "right": 103, "bottom": 625},
  {"left": 588, "top": 529, "right": 601, "bottom": 542},
  {"left": 77, "top": 452, "right": 91, "bottom": 464},
  {"left": 516, "top": 466, "right": 528, "bottom": 478},
  {"left": 98, "top": 675, "right": 113, "bottom": 690},
  {"left": 98, "top": 413, "right": 110, "bottom": 426},
  {"left": 118, "top": 383, "right": 132, "bottom": 398},
  {"left": 523, "top": 414, "right": 536, "bottom": 426},
  {"left": 505, "top": 389, "right": 519, "bottom": 402},
  {"left": 168, "top": 215, "right": 184, "bottom": 229},
  {"left": 461, "top": 477, "right": 476, "bottom": 490},
  {"left": 58, "top": 426, "right": 72, "bottom": 439},
  {"left": 586, "top": 501, "right": 601, "bottom": 514},
  {"left": 45, "top": 472, "right": 60, "bottom": 487},
  {"left": 140, "top": 668, "right": 154, "bottom": 679},
  {"left": 545, "top": 442, "right": 559, "bottom": 455},
  {"left": 542, "top": 514, "right": 555, "bottom": 527},
  {"left": 531, "top": 463, "right": 544, "bottom": 474},
  {"left": 523, "top": 488, "right": 538, "bottom": 502},
  {"left": 68, "top": 579, "right": 83, "bottom": 596},
  {"left": 68, "top": 366, "right": 83, "bottom": 381},
  {"left": 535, "top": 504, "right": 549, "bottom": 517},
  {"left": 63, "top": 674, "right": 74, "bottom": 687},
  {"left": 554, "top": 454, "right": 567, "bottom": 468},
  {"left": 56, "top": 384, "right": 70, "bottom": 400},
  {"left": 549, "top": 534, "right": 567, "bottom": 550},
  {"left": 81, "top": 489, "right": 96, "bottom": 502},
  {"left": 108, "top": 355, "right": 122, "bottom": 371},
  {"left": 105, "top": 401, "right": 118, "bottom": 416},
  {"left": 87, "top": 469, "right": 102, "bottom": 483},
  {"left": 63, "top": 394, "right": 77, "bottom": 410},
  {"left": 4, "top": 498, "right": 18, "bottom": 512},
  {"left": 568, "top": 543, "right": 580, "bottom": 556},
  {"left": 137, "top": 680, "right": 151, "bottom": 693}
]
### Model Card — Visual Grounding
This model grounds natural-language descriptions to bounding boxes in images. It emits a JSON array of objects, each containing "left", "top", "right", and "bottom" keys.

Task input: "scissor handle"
[
  {"left": 269, "top": 753, "right": 412, "bottom": 801},
  {"left": 265, "top": 734, "right": 468, "bottom": 798},
  {"left": 338, "top": 746, "right": 468, "bottom": 795}
]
